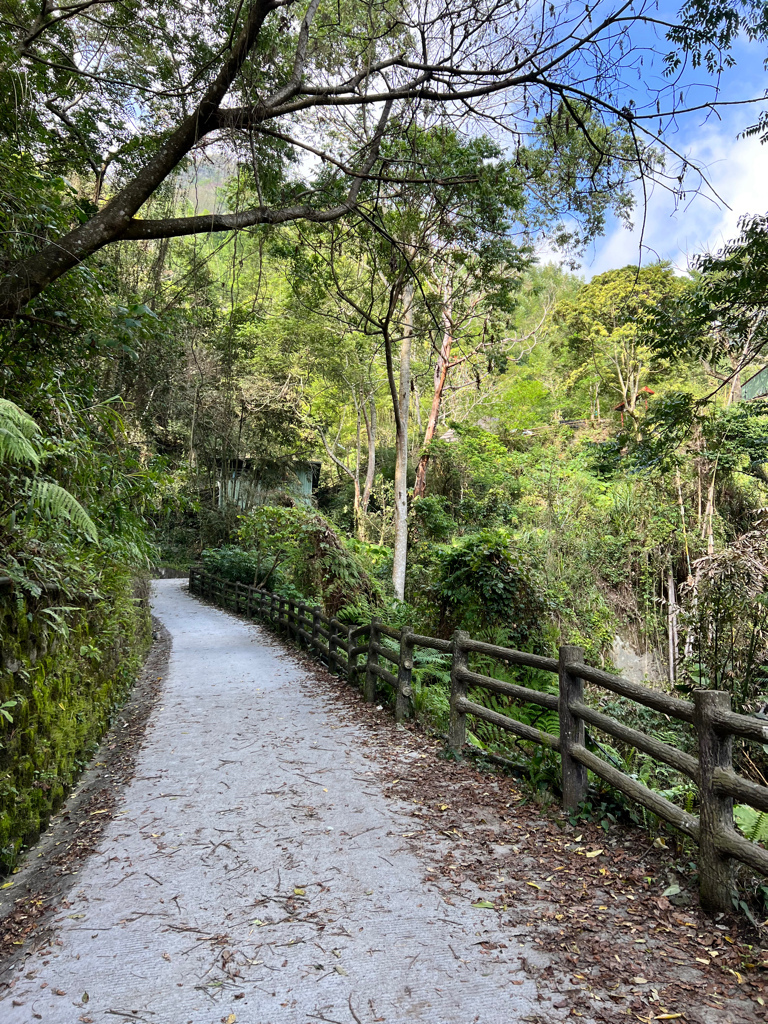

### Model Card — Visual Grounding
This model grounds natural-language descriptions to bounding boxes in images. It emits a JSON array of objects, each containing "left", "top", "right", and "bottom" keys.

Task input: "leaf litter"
[{"left": 301, "top": 651, "right": 768, "bottom": 1024}]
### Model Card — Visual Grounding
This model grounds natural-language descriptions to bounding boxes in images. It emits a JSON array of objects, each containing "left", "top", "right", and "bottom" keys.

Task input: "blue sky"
[{"left": 551, "top": 11, "right": 768, "bottom": 278}]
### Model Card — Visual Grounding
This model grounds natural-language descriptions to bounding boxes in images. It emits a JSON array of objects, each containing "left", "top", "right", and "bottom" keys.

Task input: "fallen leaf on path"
[{"left": 472, "top": 900, "right": 494, "bottom": 909}]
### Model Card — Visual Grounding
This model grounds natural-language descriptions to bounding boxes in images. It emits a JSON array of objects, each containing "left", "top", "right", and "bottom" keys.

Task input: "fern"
[
  {"left": 29, "top": 480, "right": 99, "bottom": 542},
  {"left": 734, "top": 804, "right": 768, "bottom": 844},
  {"left": 0, "top": 398, "right": 40, "bottom": 467}
]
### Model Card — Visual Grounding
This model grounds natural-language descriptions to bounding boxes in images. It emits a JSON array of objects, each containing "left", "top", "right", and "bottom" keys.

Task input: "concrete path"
[{"left": 0, "top": 579, "right": 569, "bottom": 1024}]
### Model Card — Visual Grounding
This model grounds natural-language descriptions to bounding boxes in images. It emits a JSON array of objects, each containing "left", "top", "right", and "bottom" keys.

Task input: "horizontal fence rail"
[{"left": 189, "top": 566, "right": 768, "bottom": 913}]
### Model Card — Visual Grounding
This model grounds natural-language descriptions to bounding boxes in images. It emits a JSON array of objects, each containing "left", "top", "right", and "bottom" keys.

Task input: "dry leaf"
[
  {"left": 293, "top": 888, "right": 305, "bottom": 896},
  {"left": 585, "top": 849, "right": 603, "bottom": 858}
]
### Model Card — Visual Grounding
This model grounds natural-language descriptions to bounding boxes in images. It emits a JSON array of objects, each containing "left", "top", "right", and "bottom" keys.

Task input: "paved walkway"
[{"left": 0, "top": 579, "right": 568, "bottom": 1024}]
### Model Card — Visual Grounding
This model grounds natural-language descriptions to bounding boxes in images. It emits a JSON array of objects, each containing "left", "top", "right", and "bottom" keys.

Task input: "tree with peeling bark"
[
  {"left": 2, "top": 0, "right": 764, "bottom": 327},
  {"left": 412, "top": 251, "right": 551, "bottom": 499}
]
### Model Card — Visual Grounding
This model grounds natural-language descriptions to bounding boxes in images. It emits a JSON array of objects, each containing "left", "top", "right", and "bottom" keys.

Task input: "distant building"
[
  {"left": 217, "top": 459, "right": 321, "bottom": 509},
  {"left": 742, "top": 366, "right": 768, "bottom": 402}
]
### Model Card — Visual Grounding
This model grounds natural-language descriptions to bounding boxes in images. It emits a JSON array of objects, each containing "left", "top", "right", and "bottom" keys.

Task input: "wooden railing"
[{"left": 189, "top": 566, "right": 768, "bottom": 913}]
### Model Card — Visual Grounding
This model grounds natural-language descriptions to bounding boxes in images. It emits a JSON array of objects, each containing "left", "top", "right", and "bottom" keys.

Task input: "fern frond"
[
  {"left": 735, "top": 804, "right": 768, "bottom": 844},
  {"left": 0, "top": 425, "right": 39, "bottom": 467},
  {"left": 0, "top": 399, "right": 39, "bottom": 440},
  {"left": 0, "top": 400, "right": 41, "bottom": 468},
  {"left": 29, "top": 480, "right": 99, "bottom": 542}
]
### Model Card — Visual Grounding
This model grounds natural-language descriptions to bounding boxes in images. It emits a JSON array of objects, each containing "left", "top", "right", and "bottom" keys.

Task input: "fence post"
[
  {"left": 298, "top": 602, "right": 306, "bottom": 646},
  {"left": 559, "top": 644, "right": 588, "bottom": 812},
  {"left": 236, "top": 581, "right": 243, "bottom": 613},
  {"left": 694, "top": 689, "right": 735, "bottom": 913},
  {"left": 270, "top": 592, "right": 277, "bottom": 626},
  {"left": 396, "top": 627, "right": 414, "bottom": 723},
  {"left": 347, "top": 625, "right": 357, "bottom": 685},
  {"left": 448, "top": 629, "right": 469, "bottom": 753},
  {"left": 311, "top": 607, "right": 320, "bottom": 655},
  {"left": 364, "top": 618, "right": 380, "bottom": 703},
  {"left": 328, "top": 618, "right": 338, "bottom": 674}
]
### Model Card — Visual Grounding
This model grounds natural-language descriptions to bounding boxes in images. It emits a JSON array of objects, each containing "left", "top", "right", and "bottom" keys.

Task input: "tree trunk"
[
  {"left": 413, "top": 293, "right": 453, "bottom": 500},
  {"left": 361, "top": 397, "right": 376, "bottom": 519},
  {"left": 351, "top": 396, "right": 362, "bottom": 535},
  {"left": 667, "top": 568, "right": 678, "bottom": 685},
  {"left": 392, "top": 281, "right": 413, "bottom": 601}
]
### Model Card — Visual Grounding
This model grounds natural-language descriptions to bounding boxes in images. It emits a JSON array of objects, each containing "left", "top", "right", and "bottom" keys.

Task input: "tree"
[
  {"left": 1, "top": 0, "right": 762, "bottom": 320},
  {"left": 652, "top": 214, "right": 768, "bottom": 400},
  {"left": 411, "top": 251, "right": 548, "bottom": 499},
  {"left": 554, "top": 264, "right": 684, "bottom": 429},
  {"left": 284, "top": 118, "right": 636, "bottom": 597}
]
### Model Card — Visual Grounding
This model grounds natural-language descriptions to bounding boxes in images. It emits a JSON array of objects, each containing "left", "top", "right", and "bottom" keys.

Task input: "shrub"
[{"left": 429, "top": 528, "right": 551, "bottom": 648}]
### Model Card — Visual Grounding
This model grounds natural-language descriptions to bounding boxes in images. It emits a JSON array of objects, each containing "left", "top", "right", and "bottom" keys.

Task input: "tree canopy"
[{"left": 1, "top": 0, "right": 766, "bottom": 321}]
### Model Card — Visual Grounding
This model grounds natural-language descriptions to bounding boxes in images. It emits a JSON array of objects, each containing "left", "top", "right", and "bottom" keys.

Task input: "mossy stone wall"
[{"left": 0, "top": 571, "right": 151, "bottom": 871}]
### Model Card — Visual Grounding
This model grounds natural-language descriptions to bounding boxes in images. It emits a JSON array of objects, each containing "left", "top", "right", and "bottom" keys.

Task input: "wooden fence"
[{"left": 189, "top": 566, "right": 768, "bottom": 913}]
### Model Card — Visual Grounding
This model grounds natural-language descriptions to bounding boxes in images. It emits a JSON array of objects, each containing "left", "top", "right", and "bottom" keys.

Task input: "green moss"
[{"left": 0, "top": 569, "right": 150, "bottom": 872}]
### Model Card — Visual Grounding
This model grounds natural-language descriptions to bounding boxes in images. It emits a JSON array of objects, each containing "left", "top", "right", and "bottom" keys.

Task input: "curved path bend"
[{"left": 0, "top": 579, "right": 575, "bottom": 1023}]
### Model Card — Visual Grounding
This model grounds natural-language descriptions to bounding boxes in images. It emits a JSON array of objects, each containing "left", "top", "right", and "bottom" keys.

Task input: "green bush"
[
  {"left": 428, "top": 528, "right": 551, "bottom": 648},
  {"left": 201, "top": 546, "right": 262, "bottom": 585},
  {"left": 217, "top": 505, "right": 383, "bottom": 617},
  {"left": 411, "top": 495, "right": 457, "bottom": 541}
]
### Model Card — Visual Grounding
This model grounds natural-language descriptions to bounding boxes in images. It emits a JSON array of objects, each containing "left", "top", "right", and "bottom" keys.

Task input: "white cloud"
[{"left": 578, "top": 123, "right": 768, "bottom": 278}]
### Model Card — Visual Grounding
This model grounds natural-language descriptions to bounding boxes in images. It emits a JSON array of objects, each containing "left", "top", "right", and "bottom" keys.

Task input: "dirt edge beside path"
[
  {"left": 285, "top": 641, "right": 768, "bottom": 1023},
  {"left": 0, "top": 616, "right": 171, "bottom": 973}
]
